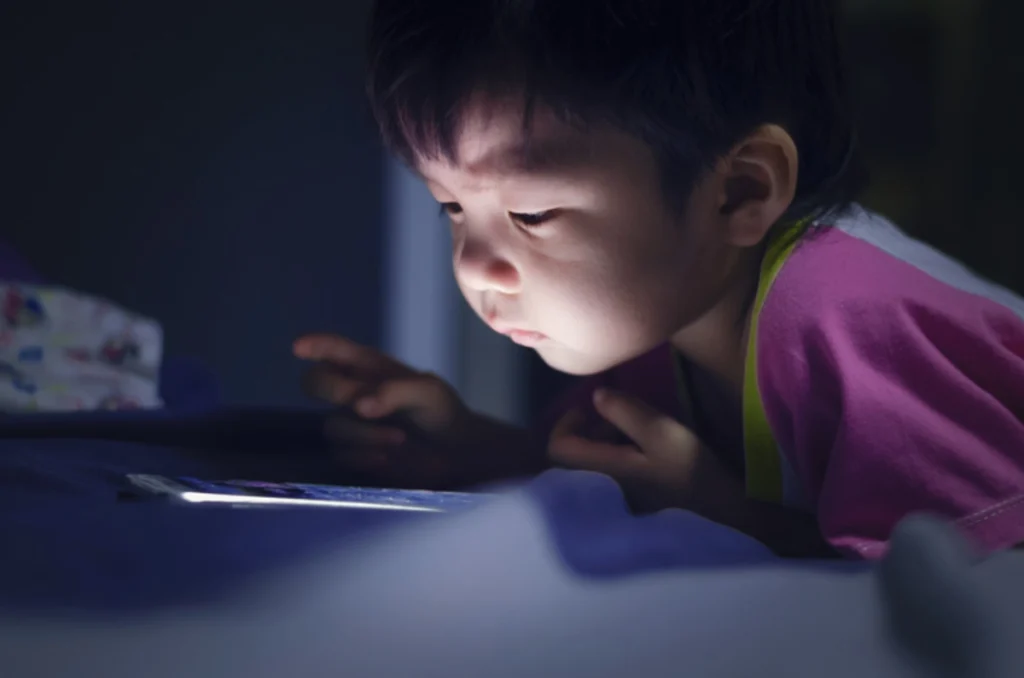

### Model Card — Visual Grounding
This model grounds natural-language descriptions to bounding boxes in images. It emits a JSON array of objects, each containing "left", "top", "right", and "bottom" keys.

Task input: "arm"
[
  {"left": 448, "top": 348, "right": 673, "bottom": 489},
  {"left": 447, "top": 369, "right": 620, "bottom": 489},
  {"left": 643, "top": 448, "right": 838, "bottom": 559},
  {"left": 760, "top": 290, "right": 1024, "bottom": 558}
]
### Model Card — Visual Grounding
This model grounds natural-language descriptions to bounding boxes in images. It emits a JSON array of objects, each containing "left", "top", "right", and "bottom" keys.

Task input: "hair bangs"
[
  {"left": 367, "top": 0, "right": 867, "bottom": 219},
  {"left": 367, "top": 3, "right": 547, "bottom": 169}
]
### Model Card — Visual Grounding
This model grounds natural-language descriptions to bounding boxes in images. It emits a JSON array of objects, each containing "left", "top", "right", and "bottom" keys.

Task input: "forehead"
[{"left": 414, "top": 98, "right": 606, "bottom": 184}]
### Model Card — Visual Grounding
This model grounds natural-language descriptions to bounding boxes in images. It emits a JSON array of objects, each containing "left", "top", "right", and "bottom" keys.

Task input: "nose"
[{"left": 454, "top": 233, "right": 521, "bottom": 294}]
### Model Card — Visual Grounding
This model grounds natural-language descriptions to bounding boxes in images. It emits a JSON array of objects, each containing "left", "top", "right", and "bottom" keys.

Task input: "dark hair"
[{"left": 367, "top": 0, "right": 867, "bottom": 221}]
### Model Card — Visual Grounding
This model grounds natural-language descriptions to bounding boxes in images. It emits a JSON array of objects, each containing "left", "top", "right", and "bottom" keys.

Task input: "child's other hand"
[
  {"left": 548, "top": 389, "right": 743, "bottom": 516},
  {"left": 294, "top": 333, "right": 470, "bottom": 449}
]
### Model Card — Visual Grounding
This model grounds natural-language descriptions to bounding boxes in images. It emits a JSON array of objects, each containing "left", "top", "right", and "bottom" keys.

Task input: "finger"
[
  {"left": 294, "top": 334, "right": 408, "bottom": 376},
  {"left": 551, "top": 405, "right": 625, "bottom": 445},
  {"left": 302, "top": 364, "right": 374, "bottom": 405},
  {"left": 324, "top": 414, "right": 406, "bottom": 446},
  {"left": 357, "top": 374, "right": 452, "bottom": 428},
  {"left": 548, "top": 433, "right": 647, "bottom": 479},
  {"left": 550, "top": 407, "right": 585, "bottom": 442},
  {"left": 592, "top": 388, "right": 695, "bottom": 454}
]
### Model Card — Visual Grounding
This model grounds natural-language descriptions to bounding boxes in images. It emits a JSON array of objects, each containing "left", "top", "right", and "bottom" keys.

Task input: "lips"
[
  {"left": 503, "top": 329, "right": 548, "bottom": 347},
  {"left": 483, "top": 303, "right": 548, "bottom": 346},
  {"left": 487, "top": 319, "right": 548, "bottom": 347}
]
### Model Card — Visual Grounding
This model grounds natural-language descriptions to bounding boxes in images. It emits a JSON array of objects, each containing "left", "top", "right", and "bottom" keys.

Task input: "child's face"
[{"left": 417, "top": 98, "right": 745, "bottom": 376}]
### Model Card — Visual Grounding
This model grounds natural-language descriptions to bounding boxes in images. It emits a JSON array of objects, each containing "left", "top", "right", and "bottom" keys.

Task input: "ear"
[{"left": 716, "top": 125, "right": 799, "bottom": 247}]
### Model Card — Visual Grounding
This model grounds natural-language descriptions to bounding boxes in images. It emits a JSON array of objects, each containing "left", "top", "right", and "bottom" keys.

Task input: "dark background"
[
  {"left": 1, "top": 1, "right": 381, "bottom": 406},
  {"left": 2, "top": 1, "right": 1021, "bottom": 415}
]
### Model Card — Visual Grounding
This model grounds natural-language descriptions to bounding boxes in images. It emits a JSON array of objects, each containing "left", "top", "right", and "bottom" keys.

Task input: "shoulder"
[
  {"left": 754, "top": 207, "right": 1024, "bottom": 557},
  {"left": 758, "top": 207, "right": 1024, "bottom": 378},
  {"left": 758, "top": 207, "right": 1024, "bottom": 415},
  {"left": 761, "top": 206, "right": 1023, "bottom": 339}
]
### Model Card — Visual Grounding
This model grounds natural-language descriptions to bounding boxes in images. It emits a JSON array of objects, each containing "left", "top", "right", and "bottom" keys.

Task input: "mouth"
[
  {"left": 487, "top": 318, "right": 549, "bottom": 347},
  {"left": 503, "top": 329, "right": 548, "bottom": 347}
]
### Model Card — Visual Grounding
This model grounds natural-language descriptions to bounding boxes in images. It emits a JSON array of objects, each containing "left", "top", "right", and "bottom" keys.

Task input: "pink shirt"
[{"left": 541, "top": 206, "right": 1024, "bottom": 559}]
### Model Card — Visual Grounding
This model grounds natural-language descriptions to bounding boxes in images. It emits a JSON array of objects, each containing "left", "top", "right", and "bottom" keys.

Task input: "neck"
[{"left": 670, "top": 246, "right": 764, "bottom": 393}]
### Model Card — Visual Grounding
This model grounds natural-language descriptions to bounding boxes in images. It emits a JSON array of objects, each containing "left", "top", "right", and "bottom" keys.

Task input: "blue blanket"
[
  {"left": 0, "top": 433, "right": 781, "bottom": 613},
  {"left": 0, "top": 244, "right": 778, "bottom": 610}
]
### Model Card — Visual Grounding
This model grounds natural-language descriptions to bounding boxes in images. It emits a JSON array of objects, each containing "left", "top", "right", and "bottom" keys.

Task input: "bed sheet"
[
  {"left": 0, "top": 435, "right": 415, "bottom": 611},
  {"left": 0, "top": 430, "right": 783, "bottom": 614},
  {"left": 3, "top": 441, "right": 1022, "bottom": 678}
]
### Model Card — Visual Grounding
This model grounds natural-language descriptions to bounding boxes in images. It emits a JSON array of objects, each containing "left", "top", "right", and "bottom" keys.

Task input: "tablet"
[{"left": 125, "top": 474, "right": 488, "bottom": 513}]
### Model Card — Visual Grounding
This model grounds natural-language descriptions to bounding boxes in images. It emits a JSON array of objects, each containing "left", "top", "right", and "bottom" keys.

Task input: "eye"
[
  {"left": 438, "top": 202, "right": 463, "bottom": 219},
  {"left": 509, "top": 210, "right": 557, "bottom": 228}
]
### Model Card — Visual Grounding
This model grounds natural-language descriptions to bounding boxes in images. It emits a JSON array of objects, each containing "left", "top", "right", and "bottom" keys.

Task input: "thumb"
[
  {"left": 548, "top": 433, "right": 647, "bottom": 479},
  {"left": 549, "top": 407, "right": 586, "bottom": 443},
  {"left": 592, "top": 388, "right": 697, "bottom": 456},
  {"left": 548, "top": 406, "right": 647, "bottom": 479}
]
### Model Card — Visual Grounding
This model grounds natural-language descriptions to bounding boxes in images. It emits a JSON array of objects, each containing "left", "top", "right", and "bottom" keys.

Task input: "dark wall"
[
  {"left": 843, "top": 1, "right": 1023, "bottom": 294},
  {"left": 961, "top": 0, "right": 1024, "bottom": 292},
  {"left": 1, "top": 1, "right": 383, "bottom": 406}
]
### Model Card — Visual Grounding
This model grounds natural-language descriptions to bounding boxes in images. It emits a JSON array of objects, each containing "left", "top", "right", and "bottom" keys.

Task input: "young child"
[{"left": 295, "top": 0, "right": 1024, "bottom": 558}]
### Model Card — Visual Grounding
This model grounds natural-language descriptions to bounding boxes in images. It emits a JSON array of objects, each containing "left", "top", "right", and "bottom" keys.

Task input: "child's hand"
[
  {"left": 294, "top": 333, "right": 471, "bottom": 449},
  {"left": 548, "top": 389, "right": 743, "bottom": 516}
]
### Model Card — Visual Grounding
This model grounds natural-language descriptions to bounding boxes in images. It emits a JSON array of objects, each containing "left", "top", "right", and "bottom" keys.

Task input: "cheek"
[
  {"left": 528, "top": 270, "right": 676, "bottom": 376},
  {"left": 532, "top": 253, "right": 680, "bottom": 347}
]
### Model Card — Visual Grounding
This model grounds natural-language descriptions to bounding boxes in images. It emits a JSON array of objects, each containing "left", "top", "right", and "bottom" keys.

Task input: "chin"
[{"left": 534, "top": 346, "right": 624, "bottom": 377}]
